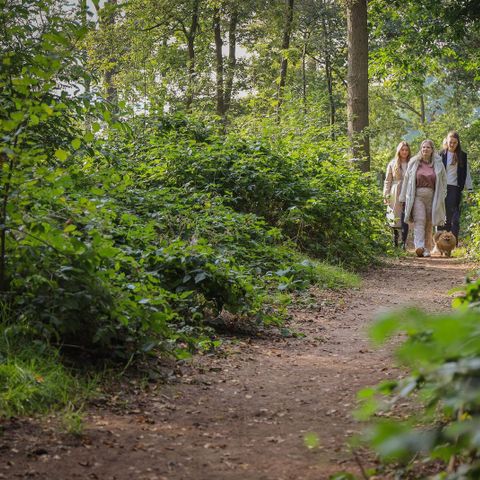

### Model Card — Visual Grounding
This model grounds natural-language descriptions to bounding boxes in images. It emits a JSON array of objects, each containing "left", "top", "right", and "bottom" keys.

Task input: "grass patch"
[
  {"left": 313, "top": 261, "right": 360, "bottom": 289},
  {"left": 0, "top": 352, "right": 94, "bottom": 418},
  {"left": 0, "top": 327, "right": 97, "bottom": 419}
]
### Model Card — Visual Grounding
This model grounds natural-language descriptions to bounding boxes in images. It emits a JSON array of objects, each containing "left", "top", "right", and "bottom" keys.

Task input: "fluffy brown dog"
[{"left": 433, "top": 231, "right": 456, "bottom": 257}]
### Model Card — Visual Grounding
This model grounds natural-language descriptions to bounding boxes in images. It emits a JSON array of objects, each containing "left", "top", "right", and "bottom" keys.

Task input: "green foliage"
[
  {"left": 0, "top": 359, "right": 73, "bottom": 418},
  {"left": 0, "top": 343, "right": 93, "bottom": 419},
  {"left": 62, "top": 404, "right": 85, "bottom": 436},
  {"left": 133, "top": 116, "right": 388, "bottom": 269},
  {"left": 357, "top": 271, "right": 480, "bottom": 477},
  {"left": 0, "top": 305, "right": 96, "bottom": 420},
  {"left": 0, "top": 0, "right": 364, "bottom": 361},
  {"left": 465, "top": 193, "right": 480, "bottom": 260},
  {"left": 1, "top": 0, "right": 380, "bottom": 369}
]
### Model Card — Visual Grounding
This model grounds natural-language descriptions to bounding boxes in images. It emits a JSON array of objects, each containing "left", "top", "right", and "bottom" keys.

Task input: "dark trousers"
[
  {"left": 393, "top": 208, "right": 409, "bottom": 247},
  {"left": 439, "top": 184, "right": 461, "bottom": 240}
]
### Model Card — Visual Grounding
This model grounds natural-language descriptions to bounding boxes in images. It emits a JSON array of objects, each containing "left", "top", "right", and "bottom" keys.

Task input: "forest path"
[{"left": 0, "top": 256, "right": 471, "bottom": 480}]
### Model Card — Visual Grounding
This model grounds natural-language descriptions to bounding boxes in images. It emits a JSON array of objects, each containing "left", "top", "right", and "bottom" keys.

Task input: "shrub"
[
  {"left": 355, "top": 271, "right": 480, "bottom": 478},
  {"left": 131, "top": 117, "right": 389, "bottom": 269}
]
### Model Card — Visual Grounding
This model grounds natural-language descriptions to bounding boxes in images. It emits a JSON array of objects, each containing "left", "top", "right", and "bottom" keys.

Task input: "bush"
[
  {"left": 355, "top": 271, "right": 480, "bottom": 478},
  {"left": 465, "top": 192, "right": 480, "bottom": 259},
  {"left": 4, "top": 146, "right": 358, "bottom": 357},
  {"left": 0, "top": 0, "right": 371, "bottom": 361},
  {"left": 131, "top": 117, "right": 389, "bottom": 269}
]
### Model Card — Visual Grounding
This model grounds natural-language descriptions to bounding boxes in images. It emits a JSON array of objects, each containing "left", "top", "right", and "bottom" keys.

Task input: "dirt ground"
[{"left": 0, "top": 256, "right": 473, "bottom": 480}]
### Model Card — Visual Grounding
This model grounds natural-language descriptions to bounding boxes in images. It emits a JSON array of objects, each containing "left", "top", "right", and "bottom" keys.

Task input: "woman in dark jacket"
[{"left": 440, "top": 131, "right": 468, "bottom": 243}]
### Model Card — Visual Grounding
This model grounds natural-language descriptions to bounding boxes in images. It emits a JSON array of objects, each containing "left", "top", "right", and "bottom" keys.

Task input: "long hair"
[
  {"left": 446, "top": 131, "right": 464, "bottom": 167},
  {"left": 419, "top": 139, "right": 435, "bottom": 164},
  {"left": 393, "top": 141, "right": 411, "bottom": 176}
]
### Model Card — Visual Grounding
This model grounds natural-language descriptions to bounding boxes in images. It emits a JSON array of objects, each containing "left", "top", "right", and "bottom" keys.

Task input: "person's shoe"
[
  {"left": 401, "top": 242, "right": 407, "bottom": 251},
  {"left": 423, "top": 249, "right": 431, "bottom": 257},
  {"left": 415, "top": 247, "right": 425, "bottom": 257}
]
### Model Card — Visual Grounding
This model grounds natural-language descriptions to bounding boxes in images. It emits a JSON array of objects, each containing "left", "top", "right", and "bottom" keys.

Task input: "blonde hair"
[
  {"left": 419, "top": 139, "right": 435, "bottom": 163},
  {"left": 393, "top": 141, "right": 411, "bottom": 176}
]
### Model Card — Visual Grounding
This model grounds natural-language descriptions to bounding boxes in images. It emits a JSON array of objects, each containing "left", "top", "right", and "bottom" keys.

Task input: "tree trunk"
[
  {"left": 276, "top": 0, "right": 295, "bottom": 118},
  {"left": 420, "top": 94, "right": 426, "bottom": 125},
  {"left": 0, "top": 150, "right": 15, "bottom": 292},
  {"left": 325, "top": 55, "right": 335, "bottom": 137},
  {"left": 80, "top": 0, "right": 93, "bottom": 128},
  {"left": 100, "top": 0, "right": 118, "bottom": 105},
  {"left": 301, "top": 34, "right": 307, "bottom": 115},
  {"left": 321, "top": 3, "right": 335, "bottom": 137},
  {"left": 213, "top": 7, "right": 225, "bottom": 118},
  {"left": 346, "top": 0, "right": 370, "bottom": 171},
  {"left": 185, "top": 0, "right": 200, "bottom": 111},
  {"left": 224, "top": 7, "right": 238, "bottom": 114}
]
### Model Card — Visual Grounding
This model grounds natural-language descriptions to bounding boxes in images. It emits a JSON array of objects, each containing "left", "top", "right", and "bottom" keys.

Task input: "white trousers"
[{"left": 413, "top": 187, "right": 433, "bottom": 251}]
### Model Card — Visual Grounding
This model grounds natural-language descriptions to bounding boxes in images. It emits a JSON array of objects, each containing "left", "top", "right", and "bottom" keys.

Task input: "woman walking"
[
  {"left": 383, "top": 141, "right": 411, "bottom": 249},
  {"left": 439, "top": 131, "right": 469, "bottom": 243},
  {"left": 399, "top": 139, "right": 447, "bottom": 257}
]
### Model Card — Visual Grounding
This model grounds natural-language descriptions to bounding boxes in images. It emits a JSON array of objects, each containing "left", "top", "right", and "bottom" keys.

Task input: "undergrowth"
[
  {"left": 0, "top": 0, "right": 384, "bottom": 419},
  {"left": 0, "top": 336, "right": 96, "bottom": 420},
  {"left": 332, "top": 270, "right": 480, "bottom": 479}
]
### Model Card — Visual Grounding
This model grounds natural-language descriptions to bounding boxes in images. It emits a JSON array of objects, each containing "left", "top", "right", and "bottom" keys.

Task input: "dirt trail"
[{"left": 0, "top": 257, "right": 472, "bottom": 480}]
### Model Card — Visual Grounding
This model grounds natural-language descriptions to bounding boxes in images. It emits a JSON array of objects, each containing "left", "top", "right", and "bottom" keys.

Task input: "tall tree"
[
  {"left": 224, "top": 5, "right": 238, "bottom": 114},
  {"left": 346, "top": 0, "right": 370, "bottom": 171},
  {"left": 297, "top": 0, "right": 347, "bottom": 136},
  {"left": 276, "top": 0, "right": 295, "bottom": 117},
  {"left": 99, "top": 0, "right": 119, "bottom": 105},
  {"left": 213, "top": 2, "right": 240, "bottom": 119},
  {"left": 184, "top": 0, "right": 201, "bottom": 110},
  {"left": 320, "top": 0, "right": 336, "bottom": 131},
  {"left": 213, "top": 5, "right": 225, "bottom": 117}
]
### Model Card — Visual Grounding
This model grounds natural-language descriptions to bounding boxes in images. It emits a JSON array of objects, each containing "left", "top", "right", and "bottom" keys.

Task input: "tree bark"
[
  {"left": 276, "top": 0, "right": 295, "bottom": 118},
  {"left": 100, "top": 0, "right": 118, "bottom": 105},
  {"left": 224, "top": 6, "right": 238, "bottom": 114},
  {"left": 420, "top": 94, "right": 426, "bottom": 125},
  {"left": 321, "top": 2, "right": 335, "bottom": 136},
  {"left": 185, "top": 0, "right": 200, "bottom": 111},
  {"left": 213, "top": 7, "right": 225, "bottom": 118},
  {"left": 346, "top": 0, "right": 370, "bottom": 171},
  {"left": 0, "top": 149, "right": 15, "bottom": 292},
  {"left": 301, "top": 33, "right": 308, "bottom": 115}
]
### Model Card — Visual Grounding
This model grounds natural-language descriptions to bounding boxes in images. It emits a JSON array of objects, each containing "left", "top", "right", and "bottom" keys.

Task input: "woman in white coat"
[
  {"left": 399, "top": 139, "right": 447, "bottom": 257},
  {"left": 383, "top": 141, "right": 411, "bottom": 249}
]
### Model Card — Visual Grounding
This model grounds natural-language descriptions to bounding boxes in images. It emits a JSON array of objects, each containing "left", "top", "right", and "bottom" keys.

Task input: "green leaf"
[
  {"left": 63, "top": 224, "right": 77, "bottom": 233},
  {"left": 175, "top": 349, "right": 192, "bottom": 360},
  {"left": 194, "top": 272, "right": 207, "bottom": 283},
  {"left": 54, "top": 149, "right": 69, "bottom": 161},
  {"left": 71, "top": 138, "right": 81, "bottom": 150},
  {"left": 97, "top": 246, "right": 119, "bottom": 258},
  {"left": 10, "top": 112, "right": 24, "bottom": 122}
]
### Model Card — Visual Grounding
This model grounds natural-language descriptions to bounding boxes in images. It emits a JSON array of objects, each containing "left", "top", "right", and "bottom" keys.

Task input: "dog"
[{"left": 432, "top": 231, "right": 456, "bottom": 257}]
